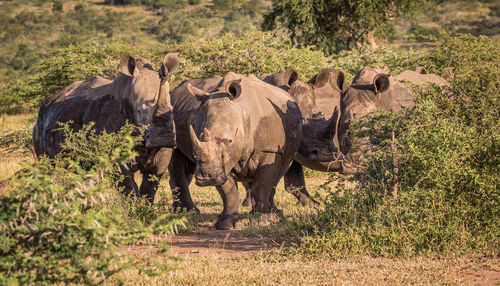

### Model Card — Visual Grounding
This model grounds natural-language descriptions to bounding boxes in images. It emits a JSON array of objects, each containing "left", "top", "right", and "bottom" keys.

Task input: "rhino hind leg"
[
  {"left": 249, "top": 153, "right": 284, "bottom": 218},
  {"left": 214, "top": 176, "right": 241, "bottom": 230},
  {"left": 283, "top": 161, "right": 320, "bottom": 206},
  {"left": 169, "top": 149, "right": 199, "bottom": 214}
]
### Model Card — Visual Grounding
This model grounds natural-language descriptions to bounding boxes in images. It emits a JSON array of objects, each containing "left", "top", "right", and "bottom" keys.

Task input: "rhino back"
[
  {"left": 395, "top": 70, "right": 447, "bottom": 86},
  {"left": 236, "top": 77, "right": 302, "bottom": 157},
  {"left": 34, "top": 76, "right": 129, "bottom": 157}
]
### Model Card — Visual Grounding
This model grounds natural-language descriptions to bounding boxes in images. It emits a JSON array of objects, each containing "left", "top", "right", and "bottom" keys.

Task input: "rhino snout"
[{"left": 194, "top": 167, "right": 227, "bottom": 186}]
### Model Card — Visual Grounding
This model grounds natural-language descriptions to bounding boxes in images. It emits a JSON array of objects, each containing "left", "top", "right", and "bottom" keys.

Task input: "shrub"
[
  {"left": 296, "top": 34, "right": 500, "bottom": 258},
  {"left": 172, "top": 31, "right": 329, "bottom": 83},
  {"left": 0, "top": 123, "right": 185, "bottom": 284},
  {"left": 29, "top": 31, "right": 329, "bottom": 105}
]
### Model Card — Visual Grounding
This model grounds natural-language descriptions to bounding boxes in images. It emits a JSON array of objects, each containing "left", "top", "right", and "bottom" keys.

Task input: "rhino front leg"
[
  {"left": 215, "top": 175, "right": 241, "bottom": 230},
  {"left": 118, "top": 164, "right": 139, "bottom": 198},
  {"left": 139, "top": 173, "right": 160, "bottom": 205},
  {"left": 139, "top": 147, "right": 173, "bottom": 205},
  {"left": 169, "top": 149, "right": 199, "bottom": 214},
  {"left": 284, "top": 160, "right": 319, "bottom": 206}
]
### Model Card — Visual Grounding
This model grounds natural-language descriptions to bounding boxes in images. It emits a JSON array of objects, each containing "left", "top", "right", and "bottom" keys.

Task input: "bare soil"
[{"left": 122, "top": 229, "right": 289, "bottom": 258}]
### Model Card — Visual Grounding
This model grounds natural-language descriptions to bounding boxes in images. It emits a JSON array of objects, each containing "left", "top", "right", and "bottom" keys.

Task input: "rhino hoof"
[{"left": 215, "top": 213, "right": 241, "bottom": 230}]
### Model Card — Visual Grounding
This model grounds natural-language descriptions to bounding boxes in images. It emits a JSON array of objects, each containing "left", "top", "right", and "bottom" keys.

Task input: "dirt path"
[
  {"left": 166, "top": 230, "right": 285, "bottom": 256},
  {"left": 122, "top": 230, "right": 289, "bottom": 258}
]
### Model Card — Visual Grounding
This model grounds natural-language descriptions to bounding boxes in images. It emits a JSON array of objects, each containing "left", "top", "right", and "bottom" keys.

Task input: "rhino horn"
[
  {"left": 202, "top": 127, "right": 212, "bottom": 141},
  {"left": 153, "top": 76, "right": 173, "bottom": 118},
  {"left": 190, "top": 124, "right": 208, "bottom": 157},
  {"left": 323, "top": 105, "right": 340, "bottom": 138}
]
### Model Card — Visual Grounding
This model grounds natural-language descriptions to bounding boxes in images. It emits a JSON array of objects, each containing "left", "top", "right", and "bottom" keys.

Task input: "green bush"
[
  {"left": 27, "top": 31, "right": 328, "bottom": 105},
  {"left": 173, "top": 31, "right": 328, "bottom": 82},
  {"left": 0, "top": 123, "right": 185, "bottom": 284},
  {"left": 296, "top": 34, "right": 500, "bottom": 258}
]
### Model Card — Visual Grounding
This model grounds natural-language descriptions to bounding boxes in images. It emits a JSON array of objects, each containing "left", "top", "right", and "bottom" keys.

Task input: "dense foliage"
[
  {"left": 262, "top": 0, "right": 430, "bottom": 53},
  {"left": 16, "top": 31, "right": 328, "bottom": 106},
  {"left": 296, "top": 34, "right": 500, "bottom": 257},
  {"left": 0, "top": 124, "right": 185, "bottom": 284}
]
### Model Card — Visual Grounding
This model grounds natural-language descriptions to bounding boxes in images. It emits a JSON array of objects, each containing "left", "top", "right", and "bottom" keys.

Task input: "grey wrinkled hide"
[
  {"left": 243, "top": 68, "right": 345, "bottom": 206},
  {"left": 33, "top": 54, "right": 178, "bottom": 203},
  {"left": 158, "top": 72, "right": 302, "bottom": 229}
]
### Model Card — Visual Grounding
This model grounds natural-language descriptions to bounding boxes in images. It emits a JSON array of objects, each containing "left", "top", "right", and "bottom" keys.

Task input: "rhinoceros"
[
  {"left": 239, "top": 67, "right": 346, "bottom": 206},
  {"left": 338, "top": 66, "right": 446, "bottom": 172},
  {"left": 149, "top": 72, "right": 302, "bottom": 229},
  {"left": 33, "top": 53, "right": 179, "bottom": 202}
]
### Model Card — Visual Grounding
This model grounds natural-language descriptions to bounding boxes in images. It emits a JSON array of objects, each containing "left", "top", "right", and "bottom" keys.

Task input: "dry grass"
[
  {"left": 111, "top": 250, "right": 500, "bottom": 285},
  {"left": 0, "top": 113, "right": 35, "bottom": 183}
]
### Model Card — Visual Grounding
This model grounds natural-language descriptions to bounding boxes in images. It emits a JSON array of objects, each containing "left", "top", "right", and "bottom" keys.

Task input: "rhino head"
[
  {"left": 283, "top": 68, "right": 345, "bottom": 171},
  {"left": 119, "top": 53, "right": 179, "bottom": 149},
  {"left": 337, "top": 67, "right": 393, "bottom": 173},
  {"left": 187, "top": 75, "right": 247, "bottom": 186}
]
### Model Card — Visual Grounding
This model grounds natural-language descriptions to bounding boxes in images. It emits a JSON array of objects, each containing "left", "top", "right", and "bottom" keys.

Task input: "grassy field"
[{"left": 1, "top": 112, "right": 498, "bottom": 285}]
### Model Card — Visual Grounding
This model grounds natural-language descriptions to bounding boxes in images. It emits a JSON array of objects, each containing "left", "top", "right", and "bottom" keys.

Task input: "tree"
[{"left": 262, "top": 0, "right": 430, "bottom": 53}]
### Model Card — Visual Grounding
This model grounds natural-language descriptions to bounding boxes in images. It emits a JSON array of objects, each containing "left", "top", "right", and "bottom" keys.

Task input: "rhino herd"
[{"left": 33, "top": 53, "right": 446, "bottom": 229}]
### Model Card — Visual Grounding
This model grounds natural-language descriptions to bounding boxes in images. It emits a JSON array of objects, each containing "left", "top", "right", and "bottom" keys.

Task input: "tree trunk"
[{"left": 367, "top": 30, "right": 378, "bottom": 49}]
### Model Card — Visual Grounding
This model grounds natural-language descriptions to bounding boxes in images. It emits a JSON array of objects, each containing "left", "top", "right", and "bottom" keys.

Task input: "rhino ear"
[
  {"left": 187, "top": 83, "right": 210, "bottom": 102},
  {"left": 415, "top": 66, "right": 427, "bottom": 74},
  {"left": 313, "top": 69, "right": 331, "bottom": 88},
  {"left": 226, "top": 80, "right": 242, "bottom": 100},
  {"left": 162, "top": 53, "right": 179, "bottom": 75},
  {"left": 373, "top": 73, "right": 390, "bottom": 94},
  {"left": 283, "top": 67, "right": 299, "bottom": 88},
  {"left": 330, "top": 70, "right": 345, "bottom": 91},
  {"left": 119, "top": 54, "right": 136, "bottom": 77}
]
